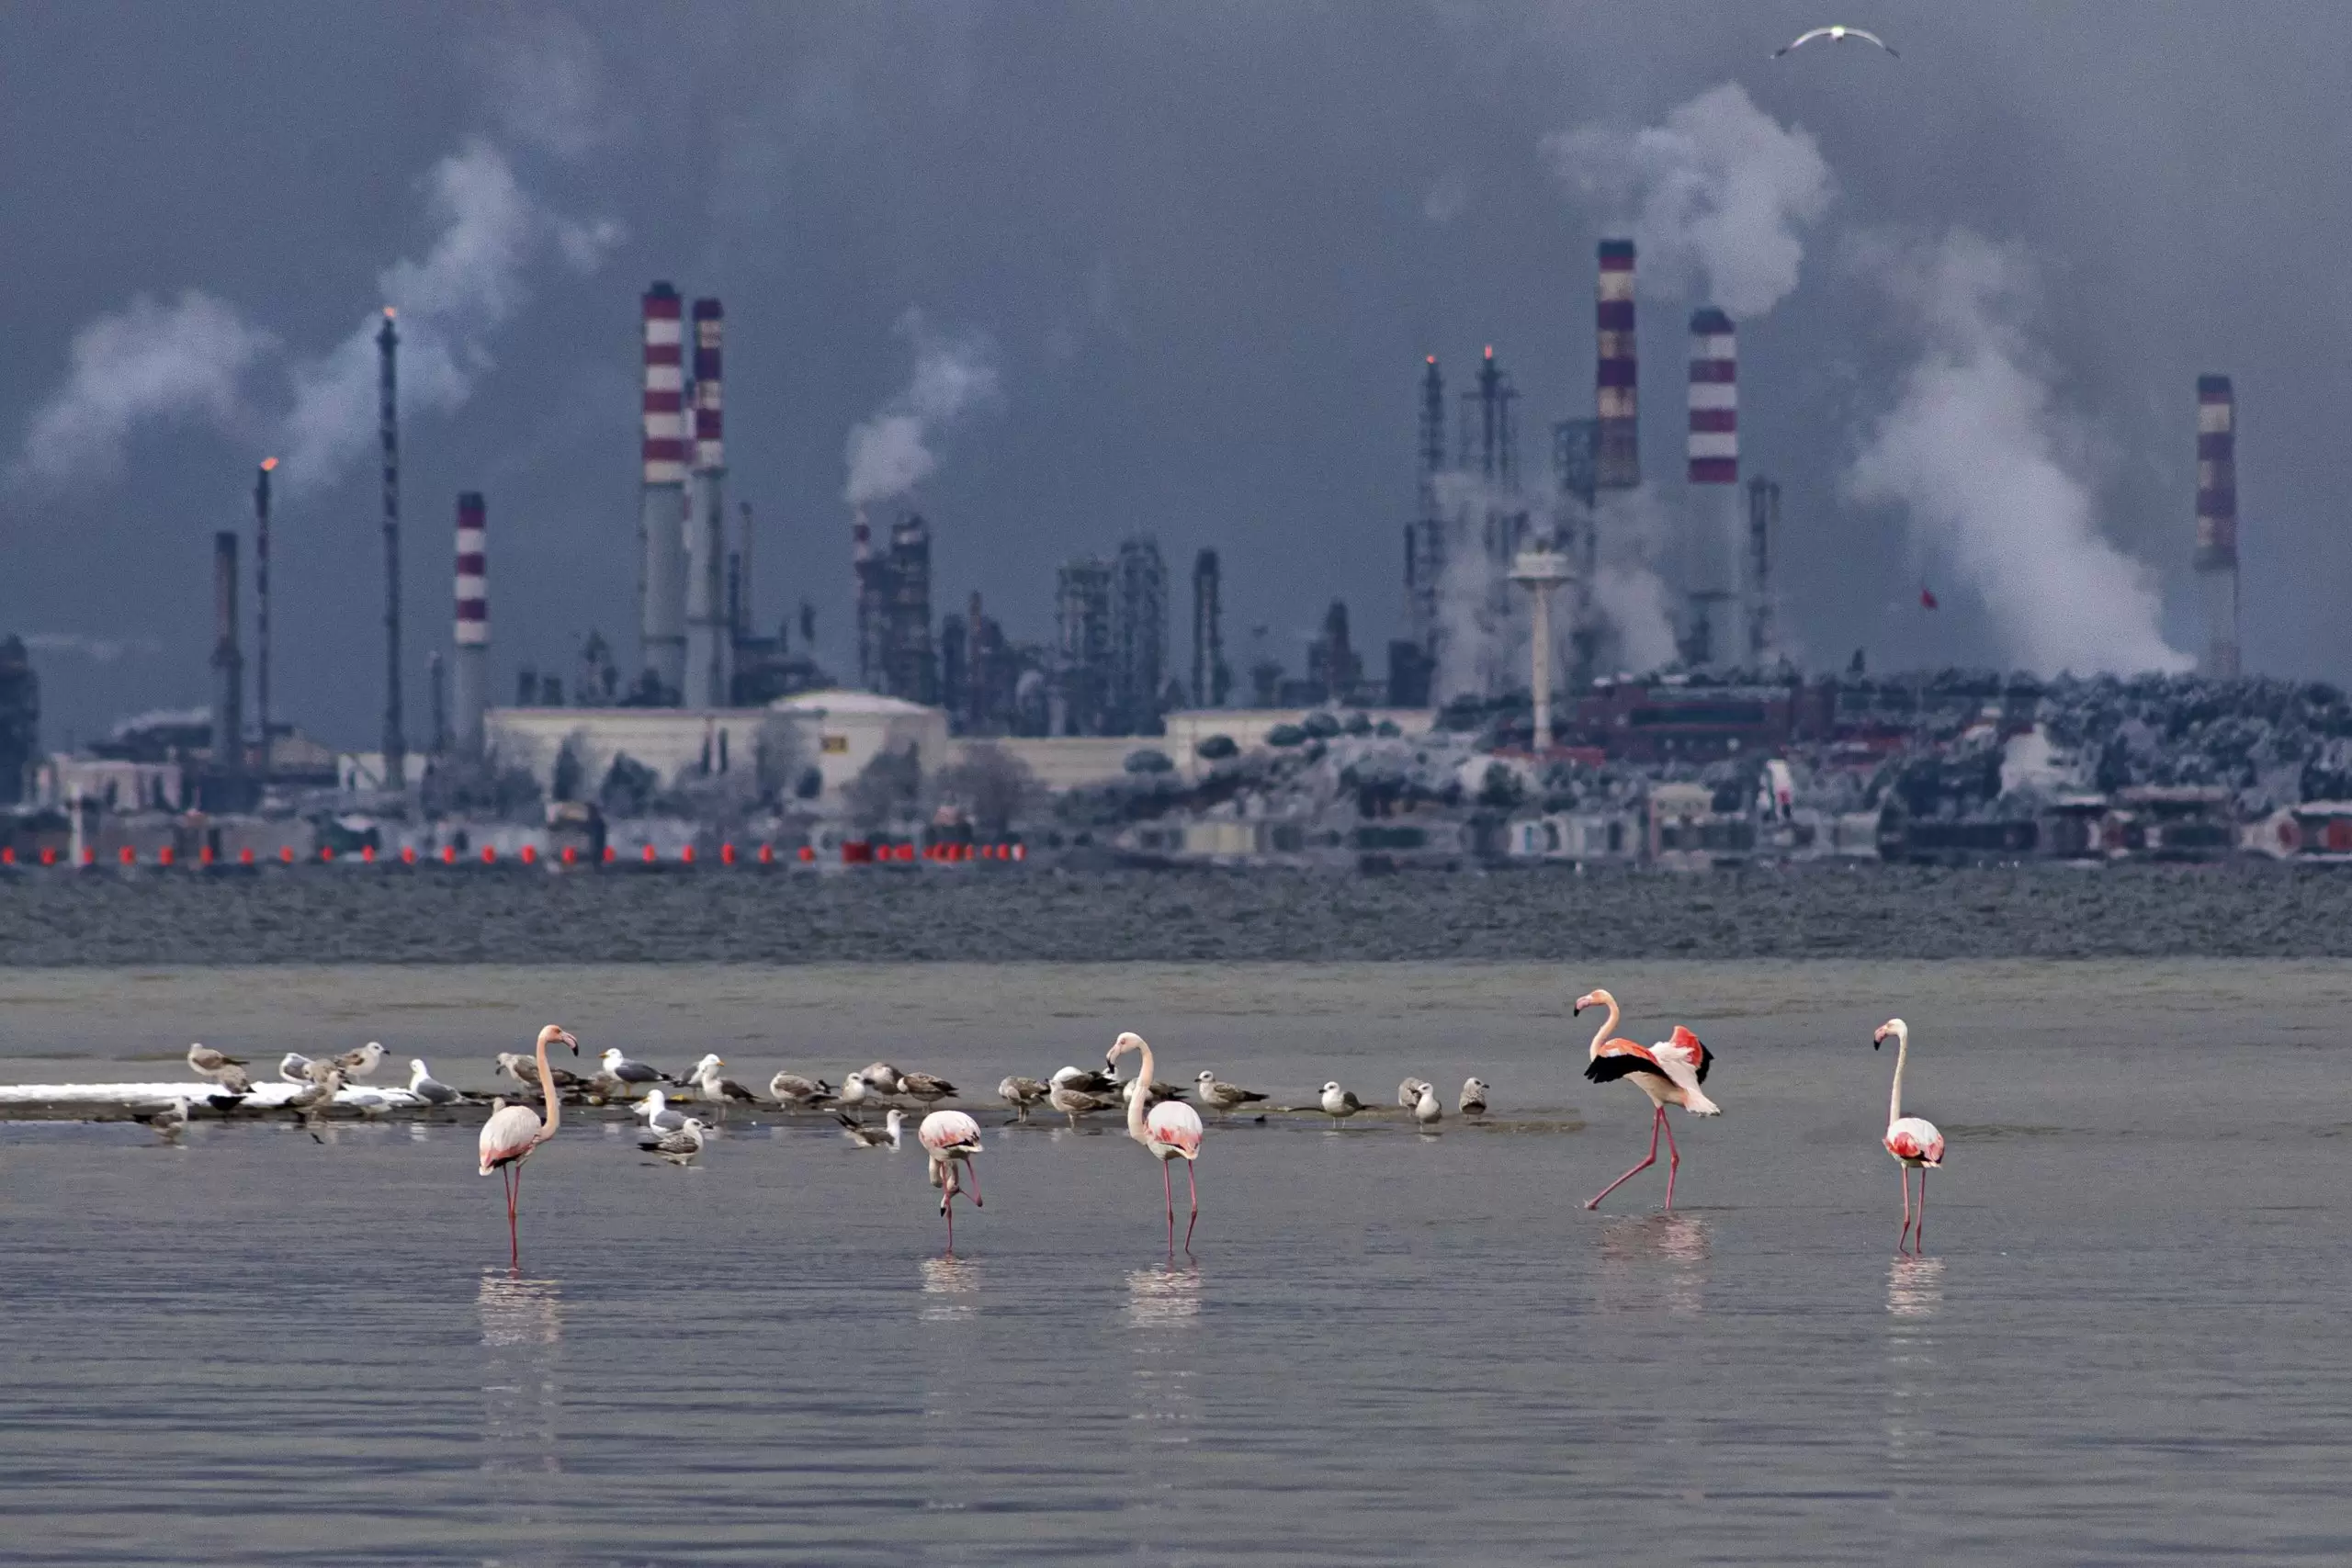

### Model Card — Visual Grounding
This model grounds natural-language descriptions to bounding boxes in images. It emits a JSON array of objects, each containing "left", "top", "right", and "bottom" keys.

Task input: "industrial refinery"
[{"left": 0, "top": 252, "right": 2284, "bottom": 874}]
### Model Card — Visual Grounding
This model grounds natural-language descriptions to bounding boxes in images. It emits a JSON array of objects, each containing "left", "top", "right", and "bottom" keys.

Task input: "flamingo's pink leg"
[
  {"left": 1661, "top": 1115, "right": 1681, "bottom": 1212},
  {"left": 1897, "top": 1165, "right": 1913, "bottom": 1253},
  {"left": 1162, "top": 1161, "right": 1176, "bottom": 1247},
  {"left": 1915, "top": 1168, "right": 1926, "bottom": 1254},
  {"left": 1586, "top": 1106, "right": 1663, "bottom": 1211},
  {"left": 965, "top": 1158, "right": 982, "bottom": 1208},
  {"left": 1183, "top": 1160, "right": 1199, "bottom": 1252}
]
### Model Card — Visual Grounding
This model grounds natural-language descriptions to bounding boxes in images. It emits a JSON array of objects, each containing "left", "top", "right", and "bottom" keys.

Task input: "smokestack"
[
  {"left": 737, "top": 501, "right": 755, "bottom": 647},
  {"left": 1595, "top": 240, "right": 1639, "bottom": 490},
  {"left": 1193, "top": 547, "right": 1224, "bottom": 708},
  {"left": 1405, "top": 356, "right": 1447, "bottom": 667},
  {"left": 453, "top": 491, "right": 489, "bottom": 757},
  {"left": 253, "top": 457, "right": 276, "bottom": 773},
  {"left": 684, "top": 298, "right": 729, "bottom": 707},
  {"left": 2196, "top": 375, "right": 2241, "bottom": 678},
  {"left": 1685, "top": 308, "right": 1740, "bottom": 666},
  {"left": 639, "top": 283, "right": 687, "bottom": 702},
  {"left": 378, "top": 308, "right": 407, "bottom": 787},
  {"left": 1746, "top": 476, "right": 1780, "bottom": 665},
  {"left": 211, "top": 531, "right": 243, "bottom": 782}
]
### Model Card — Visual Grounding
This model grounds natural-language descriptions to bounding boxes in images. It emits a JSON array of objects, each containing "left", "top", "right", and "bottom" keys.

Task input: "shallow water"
[
  {"left": 3, "top": 960, "right": 2349, "bottom": 1563},
  {"left": 8, "top": 862, "right": 2352, "bottom": 964}
]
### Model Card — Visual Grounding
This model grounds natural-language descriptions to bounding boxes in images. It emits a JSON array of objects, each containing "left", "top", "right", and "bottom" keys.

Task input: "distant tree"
[
  {"left": 1194, "top": 734, "right": 1239, "bottom": 761},
  {"left": 936, "top": 743, "right": 1046, "bottom": 838},
  {"left": 1477, "top": 761, "right": 1525, "bottom": 809},
  {"left": 600, "top": 752, "right": 659, "bottom": 817},
  {"left": 550, "top": 738, "right": 585, "bottom": 803},
  {"left": 844, "top": 744, "right": 923, "bottom": 833}
]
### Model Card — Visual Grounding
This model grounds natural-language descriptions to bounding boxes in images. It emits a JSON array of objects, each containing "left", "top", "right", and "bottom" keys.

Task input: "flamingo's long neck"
[
  {"left": 533, "top": 1035, "right": 561, "bottom": 1145},
  {"left": 1587, "top": 997, "right": 1621, "bottom": 1060},
  {"left": 1887, "top": 1031, "right": 1908, "bottom": 1131},
  {"left": 1125, "top": 1042, "right": 1157, "bottom": 1140}
]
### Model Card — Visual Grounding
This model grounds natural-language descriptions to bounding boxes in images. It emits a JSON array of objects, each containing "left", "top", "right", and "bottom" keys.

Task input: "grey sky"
[{"left": 3, "top": 1, "right": 2347, "bottom": 744}]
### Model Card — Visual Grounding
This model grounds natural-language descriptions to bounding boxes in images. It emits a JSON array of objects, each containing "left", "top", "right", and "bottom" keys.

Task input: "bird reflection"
[
  {"left": 919, "top": 1255, "right": 981, "bottom": 1322},
  {"left": 1596, "top": 1213, "right": 1711, "bottom": 1318},
  {"left": 1884, "top": 1255, "right": 1944, "bottom": 1465},
  {"left": 479, "top": 1270, "right": 563, "bottom": 1496},
  {"left": 1125, "top": 1264, "right": 1202, "bottom": 1329}
]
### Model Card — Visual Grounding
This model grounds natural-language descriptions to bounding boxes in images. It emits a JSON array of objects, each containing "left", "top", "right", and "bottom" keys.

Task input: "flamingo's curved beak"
[{"left": 560, "top": 1031, "right": 580, "bottom": 1055}]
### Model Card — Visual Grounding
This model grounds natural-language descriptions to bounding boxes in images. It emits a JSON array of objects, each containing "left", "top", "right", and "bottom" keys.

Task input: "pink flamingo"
[
  {"left": 1107, "top": 1032, "right": 1205, "bottom": 1251},
  {"left": 1874, "top": 1019, "right": 1946, "bottom": 1255},
  {"left": 919, "top": 1110, "right": 984, "bottom": 1251},
  {"left": 1576, "top": 988, "right": 1719, "bottom": 1212},
  {"left": 478, "top": 1025, "right": 579, "bottom": 1269}
]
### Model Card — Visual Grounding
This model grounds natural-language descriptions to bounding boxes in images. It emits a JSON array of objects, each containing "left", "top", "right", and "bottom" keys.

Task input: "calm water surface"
[{"left": 2, "top": 961, "right": 2348, "bottom": 1564}]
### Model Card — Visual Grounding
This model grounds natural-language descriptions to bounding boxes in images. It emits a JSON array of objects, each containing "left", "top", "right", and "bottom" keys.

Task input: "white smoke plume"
[
  {"left": 1545, "top": 82, "right": 1832, "bottom": 320},
  {"left": 1844, "top": 230, "right": 2190, "bottom": 675},
  {"left": 1425, "top": 475, "right": 1681, "bottom": 701},
  {"left": 13, "top": 141, "right": 617, "bottom": 496},
  {"left": 15, "top": 292, "right": 277, "bottom": 486},
  {"left": 1589, "top": 488, "right": 1682, "bottom": 674},
  {"left": 842, "top": 310, "right": 1002, "bottom": 507}
]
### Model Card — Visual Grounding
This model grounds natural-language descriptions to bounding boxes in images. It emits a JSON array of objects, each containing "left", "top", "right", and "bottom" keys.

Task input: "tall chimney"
[
  {"left": 453, "top": 491, "right": 489, "bottom": 757},
  {"left": 2196, "top": 375, "right": 2241, "bottom": 677},
  {"left": 1746, "top": 476, "right": 1780, "bottom": 665},
  {"left": 684, "top": 298, "right": 729, "bottom": 707},
  {"left": 1193, "top": 547, "right": 1225, "bottom": 708},
  {"left": 253, "top": 457, "right": 277, "bottom": 773},
  {"left": 1685, "top": 308, "right": 1740, "bottom": 666},
  {"left": 639, "top": 283, "right": 687, "bottom": 702},
  {"left": 1405, "top": 356, "right": 1447, "bottom": 666},
  {"left": 378, "top": 308, "right": 407, "bottom": 787},
  {"left": 1595, "top": 239, "right": 1639, "bottom": 490},
  {"left": 211, "top": 531, "right": 244, "bottom": 784}
]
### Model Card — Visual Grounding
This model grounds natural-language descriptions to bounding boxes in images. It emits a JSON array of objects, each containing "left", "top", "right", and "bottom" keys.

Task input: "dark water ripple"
[{"left": 4, "top": 863, "right": 2352, "bottom": 964}]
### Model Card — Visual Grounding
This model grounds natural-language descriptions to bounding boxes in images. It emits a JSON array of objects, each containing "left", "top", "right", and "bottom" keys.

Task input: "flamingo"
[
  {"left": 1107, "top": 1032, "right": 1206, "bottom": 1251},
  {"left": 919, "top": 1110, "right": 984, "bottom": 1250},
  {"left": 1874, "top": 1019, "right": 1946, "bottom": 1255},
  {"left": 478, "top": 1025, "right": 579, "bottom": 1269},
  {"left": 1577, "top": 988, "right": 1719, "bottom": 1212}
]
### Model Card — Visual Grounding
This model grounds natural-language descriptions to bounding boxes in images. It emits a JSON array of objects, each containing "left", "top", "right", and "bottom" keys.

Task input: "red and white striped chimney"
[
  {"left": 1595, "top": 239, "right": 1639, "bottom": 490},
  {"left": 684, "top": 298, "right": 729, "bottom": 706},
  {"left": 1686, "top": 309, "right": 1739, "bottom": 664},
  {"left": 2195, "top": 375, "right": 2240, "bottom": 677},
  {"left": 639, "top": 283, "right": 686, "bottom": 697},
  {"left": 453, "top": 491, "right": 488, "bottom": 753}
]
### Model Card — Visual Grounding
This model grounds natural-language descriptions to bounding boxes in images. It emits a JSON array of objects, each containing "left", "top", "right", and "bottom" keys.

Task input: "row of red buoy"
[{"left": 0, "top": 841, "right": 1027, "bottom": 869}]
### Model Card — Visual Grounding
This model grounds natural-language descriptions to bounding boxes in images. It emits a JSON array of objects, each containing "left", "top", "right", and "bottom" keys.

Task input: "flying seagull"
[{"left": 1773, "top": 25, "right": 1897, "bottom": 58}]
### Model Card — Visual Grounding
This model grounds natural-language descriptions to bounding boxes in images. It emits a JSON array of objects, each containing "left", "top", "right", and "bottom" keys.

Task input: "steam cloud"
[
  {"left": 1546, "top": 82, "right": 1832, "bottom": 320},
  {"left": 842, "top": 310, "right": 1002, "bottom": 507},
  {"left": 14, "top": 140, "right": 618, "bottom": 496},
  {"left": 16, "top": 293, "right": 276, "bottom": 486},
  {"left": 1843, "top": 230, "right": 2191, "bottom": 675}
]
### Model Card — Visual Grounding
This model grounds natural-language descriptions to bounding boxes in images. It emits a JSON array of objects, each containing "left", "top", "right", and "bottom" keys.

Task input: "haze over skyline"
[{"left": 4, "top": 1, "right": 2346, "bottom": 745}]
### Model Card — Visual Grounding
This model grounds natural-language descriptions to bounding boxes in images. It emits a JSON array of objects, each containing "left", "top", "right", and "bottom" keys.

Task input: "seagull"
[
  {"left": 859, "top": 1061, "right": 908, "bottom": 1096},
  {"left": 999, "top": 1076, "right": 1050, "bottom": 1122},
  {"left": 837, "top": 1070, "right": 876, "bottom": 1112},
  {"left": 898, "top": 1071, "right": 958, "bottom": 1107},
  {"left": 1397, "top": 1077, "right": 1433, "bottom": 1110},
  {"left": 1050, "top": 1065, "right": 1118, "bottom": 1095},
  {"left": 187, "top": 1043, "right": 253, "bottom": 1094},
  {"left": 602, "top": 1048, "right": 672, "bottom": 1088},
  {"left": 639, "top": 1117, "right": 707, "bottom": 1165},
  {"left": 1194, "top": 1072, "right": 1268, "bottom": 1114},
  {"left": 1049, "top": 1080, "right": 1119, "bottom": 1128},
  {"left": 1117, "top": 1077, "right": 1186, "bottom": 1109},
  {"left": 1772, "top": 24, "right": 1898, "bottom": 59},
  {"left": 1413, "top": 1082, "right": 1444, "bottom": 1129},
  {"left": 407, "top": 1058, "right": 461, "bottom": 1106},
  {"left": 132, "top": 1097, "right": 191, "bottom": 1143},
  {"left": 498, "top": 1051, "right": 584, "bottom": 1097},
  {"left": 634, "top": 1089, "right": 687, "bottom": 1133},
  {"left": 324, "top": 1041, "right": 387, "bottom": 1082},
  {"left": 286, "top": 1069, "right": 344, "bottom": 1138},
  {"left": 840, "top": 1108, "right": 906, "bottom": 1148},
  {"left": 1459, "top": 1077, "right": 1490, "bottom": 1117},
  {"left": 1319, "top": 1082, "right": 1365, "bottom": 1122},
  {"left": 278, "top": 1053, "right": 314, "bottom": 1085},
  {"left": 769, "top": 1071, "right": 836, "bottom": 1108},
  {"left": 686, "top": 1054, "right": 764, "bottom": 1110}
]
